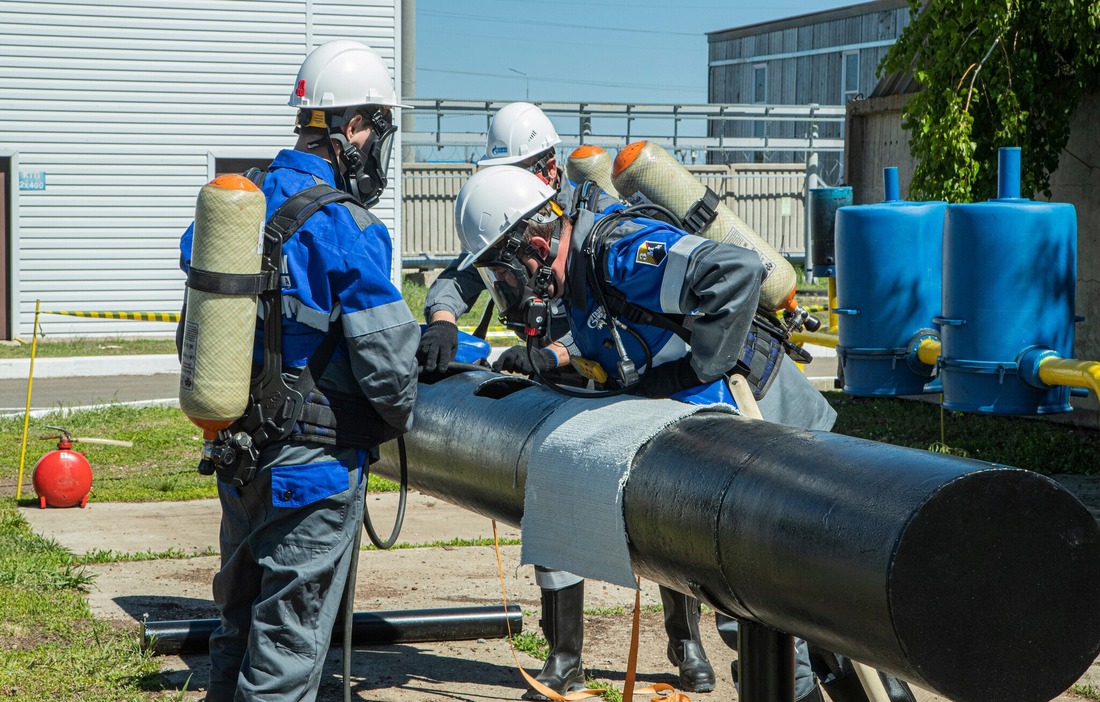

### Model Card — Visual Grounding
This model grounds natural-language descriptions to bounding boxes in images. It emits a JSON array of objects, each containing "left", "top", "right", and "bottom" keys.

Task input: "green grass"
[
  {"left": 0, "top": 405, "right": 400, "bottom": 504},
  {"left": 585, "top": 679, "right": 623, "bottom": 702},
  {"left": 511, "top": 630, "right": 549, "bottom": 660},
  {"left": 0, "top": 500, "right": 181, "bottom": 701},
  {"left": 363, "top": 535, "right": 521, "bottom": 551},
  {"left": 826, "top": 392, "right": 1100, "bottom": 474},
  {"left": 0, "top": 336, "right": 178, "bottom": 359},
  {"left": 76, "top": 547, "right": 218, "bottom": 565}
]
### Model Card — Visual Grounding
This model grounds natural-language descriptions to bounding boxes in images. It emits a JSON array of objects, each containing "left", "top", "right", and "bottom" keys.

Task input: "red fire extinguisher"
[{"left": 32, "top": 426, "right": 133, "bottom": 509}]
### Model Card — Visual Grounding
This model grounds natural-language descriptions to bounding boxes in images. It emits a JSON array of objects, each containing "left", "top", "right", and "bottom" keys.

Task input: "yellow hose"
[{"left": 1037, "top": 358, "right": 1100, "bottom": 398}]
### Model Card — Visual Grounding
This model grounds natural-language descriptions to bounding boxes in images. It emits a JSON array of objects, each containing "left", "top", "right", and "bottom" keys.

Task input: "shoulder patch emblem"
[{"left": 636, "top": 241, "right": 667, "bottom": 267}]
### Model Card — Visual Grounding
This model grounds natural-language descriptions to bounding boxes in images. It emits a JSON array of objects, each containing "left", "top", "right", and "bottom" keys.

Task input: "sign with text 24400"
[{"left": 19, "top": 171, "right": 46, "bottom": 191}]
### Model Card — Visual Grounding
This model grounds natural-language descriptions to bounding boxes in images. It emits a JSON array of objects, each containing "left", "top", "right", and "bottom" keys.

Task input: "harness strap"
[
  {"left": 582, "top": 210, "right": 788, "bottom": 400},
  {"left": 214, "top": 178, "right": 364, "bottom": 484},
  {"left": 186, "top": 268, "right": 276, "bottom": 296}
]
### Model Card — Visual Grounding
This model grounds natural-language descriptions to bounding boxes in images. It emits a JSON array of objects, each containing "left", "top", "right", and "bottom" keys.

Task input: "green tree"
[{"left": 882, "top": 0, "right": 1100, "bottom": 202}]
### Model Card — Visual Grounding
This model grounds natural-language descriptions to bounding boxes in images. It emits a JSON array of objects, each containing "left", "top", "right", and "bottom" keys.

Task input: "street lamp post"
[{"left": 508, "top": 67, "right": 529, "bottom": 101}]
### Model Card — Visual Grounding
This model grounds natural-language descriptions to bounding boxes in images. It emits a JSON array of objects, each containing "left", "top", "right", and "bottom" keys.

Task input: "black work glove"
[
  {"left": 417, "top": 320, "right": 459, "bottom": 373},
  {"left": 492, "top": 345, "right": 558, "bottom": 377},
  {"left": 636, "top": 356, "right": 704, "bottom": 399}
]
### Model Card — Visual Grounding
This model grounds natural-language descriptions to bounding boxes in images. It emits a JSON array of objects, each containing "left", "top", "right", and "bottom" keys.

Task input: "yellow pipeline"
[
  {"left": 1037, "top": 358, "right": 1100, "bottom": 399},
  {"left": 791, "top": 331, "right": 838, "bottom": 349},
  {"left": 917, "top": 338, "right": 941, "bottom": 368},
  {"left": 828, "top": 277, "right": 838, "bottom": 332}
]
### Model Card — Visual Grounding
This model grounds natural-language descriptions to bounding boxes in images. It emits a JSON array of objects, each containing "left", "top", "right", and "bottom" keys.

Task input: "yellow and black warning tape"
[{"left": 45, "top": 310, "right": 181, "bottom": 323}]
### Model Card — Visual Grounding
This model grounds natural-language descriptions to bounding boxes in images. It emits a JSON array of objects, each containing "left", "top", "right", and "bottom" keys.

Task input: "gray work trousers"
[{"left": 206, "top": 444, "right": 366, "bottom": 702}]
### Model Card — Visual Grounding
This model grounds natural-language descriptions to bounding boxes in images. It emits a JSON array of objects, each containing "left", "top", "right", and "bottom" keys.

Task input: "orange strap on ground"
[
  {"left": 492, "top": 521, "right": 692, "bottom": 702},
  {"left": 493, "top": 520, "right": 606, "bottom": 700}
]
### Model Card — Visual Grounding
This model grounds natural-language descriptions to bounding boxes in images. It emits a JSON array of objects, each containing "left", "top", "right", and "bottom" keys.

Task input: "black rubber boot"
[
  {"left": 523, "top": 581, "right": 586, "bottom": 701},
  {"left": 660, "top": 586, "right": 716, "bottom": 693}
]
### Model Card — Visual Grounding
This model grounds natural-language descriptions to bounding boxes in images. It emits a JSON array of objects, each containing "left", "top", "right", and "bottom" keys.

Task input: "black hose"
[
  {"left": 341, "top": 492, "right": 365, "bottom": 702},
  {"left": 530, "top": 327, "right": 653, "bottom": 399},
  {"left": 363, "top": 437, "right": 408, "bottom": 550}
]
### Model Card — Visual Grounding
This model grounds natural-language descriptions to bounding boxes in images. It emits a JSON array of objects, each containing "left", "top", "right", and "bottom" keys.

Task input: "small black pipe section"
[
  {"left": 737, "top": 619, "right": 795, "bottom": 702},
  {"left": 143, "top": 605, "right": 523, "bottom": 655},
  {"left": 376, "top": 371, "right": 1100, "bottom": 702}
]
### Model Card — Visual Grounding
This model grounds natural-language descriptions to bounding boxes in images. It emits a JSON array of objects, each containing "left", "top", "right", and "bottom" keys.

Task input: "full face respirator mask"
[
  {"left": 339, "top": 109, "right": 397, "bottom": 208},
  {"left": 298, "top": 108, "right": 396, "bottom": 208},
  {"left": 474, "top": 208, "right": 561, "bottom": 339}
]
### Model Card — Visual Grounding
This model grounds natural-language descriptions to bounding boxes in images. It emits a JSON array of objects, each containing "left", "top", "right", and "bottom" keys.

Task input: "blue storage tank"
[
  {"left": 834, "top": 168, "right": 946, "bottom": 396},
  {"left": 808, "top": 186, "right": 853, "bottom": 278},
  {"left": 938, "top": 147, "right": 1078, "bottom": 414}
]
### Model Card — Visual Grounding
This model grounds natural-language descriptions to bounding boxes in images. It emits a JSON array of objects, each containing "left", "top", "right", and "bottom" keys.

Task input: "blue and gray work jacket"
[{"left": 179, "top": 148, "right": 419, "bottom": 442}]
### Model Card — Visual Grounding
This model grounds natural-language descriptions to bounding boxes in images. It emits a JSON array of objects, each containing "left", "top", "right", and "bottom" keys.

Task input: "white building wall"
[{"left": 0, "top": 0, "right": 403, "bottom": 338}]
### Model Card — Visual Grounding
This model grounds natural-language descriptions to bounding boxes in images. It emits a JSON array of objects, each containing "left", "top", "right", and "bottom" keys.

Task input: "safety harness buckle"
[{"left": 681, "top": 187, "right": 721, "bottom": 235}]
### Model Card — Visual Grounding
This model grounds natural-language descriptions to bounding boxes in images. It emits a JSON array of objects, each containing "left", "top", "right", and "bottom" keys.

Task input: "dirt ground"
[{"left": 19, "top": 492, "right": 1100, "bottom": 702}]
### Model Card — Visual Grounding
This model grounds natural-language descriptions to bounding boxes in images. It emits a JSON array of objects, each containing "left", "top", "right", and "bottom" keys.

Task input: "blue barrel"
[
  {"left": 809, "top": 186, "right": 853, "bottom": 277},
  {"left": 834, "top": 170, "right": 945, "bottom": 396},
  {"left": 939, "top": 148, "right": 1077, "bottom": 415}
]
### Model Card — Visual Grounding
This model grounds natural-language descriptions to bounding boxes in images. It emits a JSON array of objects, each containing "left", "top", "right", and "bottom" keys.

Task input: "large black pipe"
[
  {"left": 143, "top": 605, "right": 523, "bottom": 655},
  {"left": 376, "top": 370, "right": 1100, "bottom": 702}
]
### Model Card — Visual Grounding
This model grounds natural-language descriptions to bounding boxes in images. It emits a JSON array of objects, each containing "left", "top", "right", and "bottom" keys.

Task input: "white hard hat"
[
  {"left": 454, "top": 166, "right": 558, "bottom": 270},
  {"left": 289, "top": 40, "right": 410, "bottom": 110},
  {"left": 479, "top": 102, "right": 561, "bottom": 166}
]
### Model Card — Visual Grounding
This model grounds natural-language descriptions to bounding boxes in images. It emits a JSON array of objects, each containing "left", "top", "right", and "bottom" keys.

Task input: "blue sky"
[{"left": 415, "top": 0, "right": 862, "bottom": 105}]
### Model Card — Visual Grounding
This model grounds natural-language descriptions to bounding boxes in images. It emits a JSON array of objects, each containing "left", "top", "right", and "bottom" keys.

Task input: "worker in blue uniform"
[
  {"left": 452, "top": 165, "right": 918, "bottom": 702},
  {"left": 177, "top": 40, "right": 419, "bottom": 702},
  {"left": 416, "top": 101, "right": 618, "bottom": 379}
]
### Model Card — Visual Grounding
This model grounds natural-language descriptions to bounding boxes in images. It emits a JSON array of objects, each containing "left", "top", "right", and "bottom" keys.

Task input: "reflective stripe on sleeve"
[{"left": 659, "top": 235, "right": 708, "bottom": 314}]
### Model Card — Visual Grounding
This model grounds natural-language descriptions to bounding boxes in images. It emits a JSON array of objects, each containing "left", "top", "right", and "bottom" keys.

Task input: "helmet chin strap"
[
  {"left": 524, "top": 222, "right": 563, "bottom": 299},
  {"left": 296, "top": 107, "right": 393, "bottom": 208},
  {"left": 325, "top": 131, "right": 364, "bottom": 204}
]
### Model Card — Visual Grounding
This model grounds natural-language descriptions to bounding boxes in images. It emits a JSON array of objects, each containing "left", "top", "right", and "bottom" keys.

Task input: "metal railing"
[
  {"left": 400, "top": 99, "right": 837, "bottom": 269},
  {"left": 403, "top": 99, "right": 845, "bottom": 162}
]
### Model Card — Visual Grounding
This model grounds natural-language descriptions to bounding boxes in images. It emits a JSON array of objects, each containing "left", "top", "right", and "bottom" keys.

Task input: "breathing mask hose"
[
  {"left": 529, "top": 332, "right": 652, "bottom": 399},
  {"left": 363, "top": 437, "right": 408, "bottom": 549},
  {"left": 341, "top": 502, "right": 364, "bottom": 702}
]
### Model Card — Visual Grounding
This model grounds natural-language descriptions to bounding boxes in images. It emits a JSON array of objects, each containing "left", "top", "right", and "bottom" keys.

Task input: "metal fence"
[{"left": 401, "top": 163, "right": 808, "bottom": 269}]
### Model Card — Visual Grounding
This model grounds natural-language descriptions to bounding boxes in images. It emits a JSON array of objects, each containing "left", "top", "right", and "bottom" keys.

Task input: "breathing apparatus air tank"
[
  {"left": 834, "top": 168, "right": 946, "bottom": 396},
  {"left": 610, "top": 140, "right": 797, "bottom": 311},
  {"left": 937, "top": 147, "right": 1077, "bottom": 415},
  {"left": 565, "top": 145, "right": 620, "bottom": 199},
  {"left": 179, "top": 174, "right": 267, "bottom": 438}
]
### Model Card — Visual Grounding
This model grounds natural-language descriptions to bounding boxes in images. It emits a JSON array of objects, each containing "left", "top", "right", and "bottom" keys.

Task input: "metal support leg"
[{"left": 737, "top": 618, "right": 795, "bottom": 702}]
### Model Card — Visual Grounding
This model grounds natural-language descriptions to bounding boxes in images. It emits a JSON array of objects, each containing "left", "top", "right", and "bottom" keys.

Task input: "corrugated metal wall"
[
  {"left": 0, "top": 0, "right": 402, "bottom": 338},
  {"left": 707, "top": 2, "right": 909, "bottom": 177},
  {"left": 402, "top": 163, "right": 808, "bottom": 265}
]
